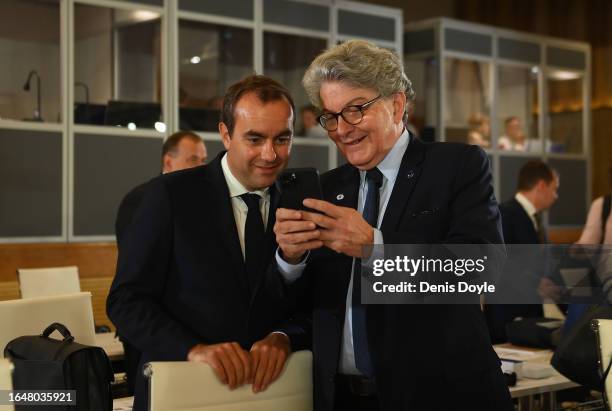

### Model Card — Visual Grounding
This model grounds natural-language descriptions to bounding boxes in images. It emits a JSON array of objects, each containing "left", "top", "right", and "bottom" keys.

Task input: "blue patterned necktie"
[{"left": 352, "top": 167, "right": 383, "bottom": 377}]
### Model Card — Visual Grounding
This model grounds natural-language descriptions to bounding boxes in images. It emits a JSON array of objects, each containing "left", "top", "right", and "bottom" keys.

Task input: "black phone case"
[{"left": 278, "top": 167, "right": 322, "bottom": 211}]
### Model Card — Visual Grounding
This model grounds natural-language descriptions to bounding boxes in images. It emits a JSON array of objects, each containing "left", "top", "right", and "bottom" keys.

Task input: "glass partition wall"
[
  {"left": 404, "top": 18, "right": 591, "bottom": 229},
  {"left": 0, "top": 0, "right": 403, "bottom": 242}
]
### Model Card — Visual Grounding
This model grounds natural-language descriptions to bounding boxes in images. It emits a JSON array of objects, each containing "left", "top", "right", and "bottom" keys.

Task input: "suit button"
[{"left": 329, "top": 374, "right": 335, "bottom": 383}]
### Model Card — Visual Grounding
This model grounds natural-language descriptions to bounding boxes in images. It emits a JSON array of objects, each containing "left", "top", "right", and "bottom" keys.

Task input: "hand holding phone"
[{"left": 275, "top": 168, "right": 324, "bottom": 263}]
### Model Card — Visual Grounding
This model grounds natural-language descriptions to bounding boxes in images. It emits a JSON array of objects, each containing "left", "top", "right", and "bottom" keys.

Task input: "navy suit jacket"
[
  {"left": 484, "top": 197, "right": 544, "bottom": 343},
  {"left": 107, "top": 153, "right": 297, "bottom": 411},
  {"left": 500, "top": 198, "right": 541, "bottom": 244},
  {"left": 288, "top": 136, "right": 512, "bottom": 411},
  {"left": 115, "top": 180, "right": 151, "bottom": 246}
]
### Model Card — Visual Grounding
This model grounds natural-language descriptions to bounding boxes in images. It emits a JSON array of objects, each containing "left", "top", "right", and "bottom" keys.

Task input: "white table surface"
[
  {"left": 95, "top": 332, "right": 124, "bottom": 361},
  {"left": 494, "top": 344, "right": 580, "bottom": 398}
]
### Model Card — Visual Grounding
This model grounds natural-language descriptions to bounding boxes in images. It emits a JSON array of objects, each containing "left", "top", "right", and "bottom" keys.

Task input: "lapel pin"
[
  {"left": 336, "top": 194, "right": 344, "bottom": 200},
  {"left": 406, "top": 170, "right": 415, "bottom": 179}
]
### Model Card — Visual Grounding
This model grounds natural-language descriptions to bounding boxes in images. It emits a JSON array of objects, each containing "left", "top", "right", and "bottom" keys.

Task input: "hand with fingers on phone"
[{"left": 274, "top": 207, "right": 323, "bottom": 263}]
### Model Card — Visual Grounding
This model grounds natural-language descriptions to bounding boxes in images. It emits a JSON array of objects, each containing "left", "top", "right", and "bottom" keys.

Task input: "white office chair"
[
  {"left": 594, "top": 318, "right": 612, "bottom": 410},
  {"left": 17, "top": 266, "right": 81, "bottom": 299},
  {"left": 0, "top": 292, "right": 96, "bottom": 352},
  {"left": 146, "top": 350, "right": 313, "bottom": 411},
  {"left": 0, "top": 359, "right": 14, "bottom": 411}
]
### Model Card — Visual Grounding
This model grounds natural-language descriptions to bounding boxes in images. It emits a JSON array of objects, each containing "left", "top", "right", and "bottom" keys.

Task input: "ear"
[
  {"left": 162, "top": 154, "right": 173, "bottom": 173},
  {"left": 535, "top": 179, "right": 547, "bottom": 191},
  {"left": 219, "top": 122, "right": 231, "bottom": 151},
  {"left": 392, "top": 92, "right": 407, "bottom": 125}
]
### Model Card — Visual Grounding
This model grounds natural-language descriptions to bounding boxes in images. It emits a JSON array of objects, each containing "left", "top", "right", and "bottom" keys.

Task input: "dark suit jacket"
[
  {"left": 484, "top": 198, "right": 544, "bottom": 343},
  {"left": 114, "top": 180, "right": 152, "bottom": 395},
  {"left": 500, "top": 198, "right": 541, "bottom": 244},
  {"left": 290, "top": 136, "right": 512, "bottom": 411},
  {"left": 115, "top": 180, "right": 151, "bottom": 246},
  {"left": 107, "top": 153, "right": 297, "bottom": 411}
]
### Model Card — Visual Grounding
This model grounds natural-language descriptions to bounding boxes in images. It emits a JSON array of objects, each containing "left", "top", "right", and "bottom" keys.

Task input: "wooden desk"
[{"left": 95, "top": 332, "right": 124, "bottom": 361}]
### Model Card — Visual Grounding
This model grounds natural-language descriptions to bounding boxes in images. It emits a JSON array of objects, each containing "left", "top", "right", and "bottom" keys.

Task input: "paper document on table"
[
  {"left": 536, "top": 320, "right": 564, "bottom": 329},
  {"left": 494, "top": 347, "right": 541, "bottom": 361}
]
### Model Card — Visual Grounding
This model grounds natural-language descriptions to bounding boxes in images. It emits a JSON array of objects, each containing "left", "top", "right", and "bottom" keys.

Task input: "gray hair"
[{"left": 302, "top": 40, "right": 415, "bottom": 122}]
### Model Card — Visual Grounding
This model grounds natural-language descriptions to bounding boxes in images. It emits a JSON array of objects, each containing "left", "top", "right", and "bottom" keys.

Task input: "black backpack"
[{"left": 4, "top": 323, "right": 114, "bottom": 411}]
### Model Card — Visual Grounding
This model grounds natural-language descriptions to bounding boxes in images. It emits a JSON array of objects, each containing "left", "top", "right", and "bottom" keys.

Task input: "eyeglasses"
[{"left": 317, "top": 95, "right": 383, "bottom": 131}]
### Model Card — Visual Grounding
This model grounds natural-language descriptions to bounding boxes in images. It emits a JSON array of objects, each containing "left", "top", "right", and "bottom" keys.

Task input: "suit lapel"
[
  {"left": 207, "top": 153, "right": 250, "bottom": 296},
  {"left": 380, "top": 134, "right": 426, "bottom": 234},
  {"left": 326, "top": 166, "right": 360, "bottom": 209}
]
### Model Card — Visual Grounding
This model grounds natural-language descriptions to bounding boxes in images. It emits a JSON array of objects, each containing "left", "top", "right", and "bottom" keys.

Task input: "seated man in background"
[
  {"left": 114, "top": 130, "right": 207, "bottom": 395},
  {"left": 484, "top": 159, "right": 560, "bottom": 343},
  {"left": 299, "top": 104, "right": 328, "bottom": 138},
  {"left": 498, "top": 116, "right": 527, "bottom": 151},
  {"left": 108, "top": 75, "right": 302, "bottom": 411}
]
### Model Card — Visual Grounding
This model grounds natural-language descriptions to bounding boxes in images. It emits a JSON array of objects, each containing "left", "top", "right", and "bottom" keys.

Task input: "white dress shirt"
[
  {"left": 221, "top": 154, "right": 270, "bottom": 258},
  {"left": 276, "top": 129, "right": 410, "bottom": 375}
]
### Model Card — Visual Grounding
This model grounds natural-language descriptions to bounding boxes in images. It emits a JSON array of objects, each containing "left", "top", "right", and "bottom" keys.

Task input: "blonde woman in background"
[{"left": 467, "top": 112, "right": 491, "bottom": 148}]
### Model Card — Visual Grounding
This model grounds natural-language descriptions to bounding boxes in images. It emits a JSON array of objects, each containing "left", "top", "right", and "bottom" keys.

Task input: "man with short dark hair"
[
  {"left": 108, "top": 75, "right": 299, "bottom": 411},
  {"left": 484, "top": 159, "right": 560, "bottom": 342},
  {"left": 504, "top": 159, "right": 559, "bottom": 246}
]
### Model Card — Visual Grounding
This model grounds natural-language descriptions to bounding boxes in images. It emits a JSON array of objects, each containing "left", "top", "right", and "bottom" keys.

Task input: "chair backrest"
[
  {"left": 594, "top": 318, "right": 612, "bottom": 411},
  {"left": 0, "top": 292, "right": 96, "bottom": 352},
  {"left": 18, "top": 266, "right": 81, "bottom": 299},
  {"left": 0, "top": 359, "right": 14, "bottom": 411},
  {"left": 147, "top": 350, "right": 313, "bottom": 411}
]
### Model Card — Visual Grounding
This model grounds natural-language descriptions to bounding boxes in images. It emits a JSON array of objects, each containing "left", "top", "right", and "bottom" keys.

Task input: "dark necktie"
[
  {"left": 241, "top": 193, "right": 265, "bottom": 293},
  {"left": 534, "top": 212, "right": 547, "bottom": 243},
  {"left": 352, "top": 167, "right": 383, "bottom": 377}
]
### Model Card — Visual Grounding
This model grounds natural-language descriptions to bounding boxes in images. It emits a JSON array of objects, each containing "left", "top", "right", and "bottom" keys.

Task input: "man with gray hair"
[{"left": 274, "top": 40, "right": 512, "bottom": 410}]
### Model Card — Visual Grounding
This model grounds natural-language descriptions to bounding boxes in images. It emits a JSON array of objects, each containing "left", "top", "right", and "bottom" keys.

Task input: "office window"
[
  {"left": 404, "top": 57, "right": 438, "bottom": 141},
  {"left": 178, "top": 20, "right": 253, "bottom": 132},
  {"left": 497, "top": 65, "right": 539, "bottom": 152},
  {"left": 547, "top": 71, "right": 584, "bottom": 154},
  {"left": 0, "top": 0, "right": 60, "bottom": 123},
  {"left": 74, "top": 4, "right": 162, "bottom": 129},
  {"left": 264, "top": 32, "right": 326, "bottom": 137},
  {"left": 444, "top": 57, "right": 491, "bottom": 147}
]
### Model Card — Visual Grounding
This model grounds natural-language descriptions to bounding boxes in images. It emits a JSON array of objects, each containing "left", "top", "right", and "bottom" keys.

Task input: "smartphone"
[{"left": 277, "top": 167, "right": 323, "bottom": 211}]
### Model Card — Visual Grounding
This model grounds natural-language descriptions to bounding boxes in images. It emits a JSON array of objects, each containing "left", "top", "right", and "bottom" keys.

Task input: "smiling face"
[
  {"left": 319, "top": 81, "right": 405, "bottom": 170},
  {"left": 220, "top": 92, "right": 293, "bottom": 191}
]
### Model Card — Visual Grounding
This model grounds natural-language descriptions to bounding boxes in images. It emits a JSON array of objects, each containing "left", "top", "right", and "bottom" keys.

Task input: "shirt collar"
[
  {"left": 221, "top": 153, "right": 269, "bottom": 199},
  {"left": 359, "top": 128, "right": 410, "bottom": 185},
  {"left": 515, "top": 192, "right": 537, "bottom": 217}
]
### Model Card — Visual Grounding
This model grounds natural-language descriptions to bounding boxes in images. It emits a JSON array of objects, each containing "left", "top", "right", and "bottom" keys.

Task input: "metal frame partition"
[
  {"left": 0, "top": 0, "right": 403, "bottom": 243},
  {"left": 404, "top": 18, "right": 592, "bottom": 230}
]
